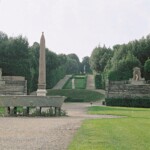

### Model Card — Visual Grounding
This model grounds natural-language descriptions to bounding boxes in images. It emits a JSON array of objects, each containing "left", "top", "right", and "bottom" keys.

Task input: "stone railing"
[{"left": 0, "top": 95, "right": 66, "bottom": 116}]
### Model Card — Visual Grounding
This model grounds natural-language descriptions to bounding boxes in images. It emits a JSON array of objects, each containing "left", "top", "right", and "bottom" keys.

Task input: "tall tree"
[
  {"left": 81, "top": 56, "right": 92, "bottom": 73},
  {"left": 90, "top": 45, "right": 113, "bottom": 73}
]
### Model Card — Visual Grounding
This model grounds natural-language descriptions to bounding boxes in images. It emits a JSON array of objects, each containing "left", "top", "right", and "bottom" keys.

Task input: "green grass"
[
  {"left": 68, "top": 106, "right": 150, "bottom": 150},
  {"left": 63, "top": 75, "right": 87, "bottom": 89},
  {"left": 89, "top": 106, "right": 150, "bottom": 118},
  {"left": 74, "top": 77, "right": 87, "bottom": 89},
  {"left": 0, "top": 107, "right": 24, "bottom": 116},
  {"left": 47, "top": 89, "right": 104, "bottom": 102},
  {"left": 0, "top": 107, "right": 4, "bottom": 115},
  {"left": 63, "top": 78, "right": 72, "bottom": 89}
]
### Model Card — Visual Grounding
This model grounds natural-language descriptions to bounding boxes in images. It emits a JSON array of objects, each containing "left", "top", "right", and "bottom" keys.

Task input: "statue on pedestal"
[{"left": 133, "top": 67, "right": 141, "bottom": 81}]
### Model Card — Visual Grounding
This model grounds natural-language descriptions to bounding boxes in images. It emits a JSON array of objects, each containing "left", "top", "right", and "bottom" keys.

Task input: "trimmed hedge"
[
  {"left": 63, "top": 75, "right": 87, "bottom": 89},
  {"left": 47, "top": 89, "right": 104, "bottom": 102},
  {"left": 105, "top": 98, "right": 150, "bottom": 108},
  {"left": 95, "top": 74, "right": 102, "bottom": 89}
]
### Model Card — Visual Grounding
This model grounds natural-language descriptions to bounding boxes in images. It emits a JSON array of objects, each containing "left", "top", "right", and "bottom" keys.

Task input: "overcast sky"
[{"left": 0, "top": 0, "right": 150, "bottom": 61}]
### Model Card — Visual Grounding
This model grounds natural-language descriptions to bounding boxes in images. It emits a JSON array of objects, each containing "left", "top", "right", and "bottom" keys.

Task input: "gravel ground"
[{"left": 0, "top": 103, "right": 120, "bottom": 150}]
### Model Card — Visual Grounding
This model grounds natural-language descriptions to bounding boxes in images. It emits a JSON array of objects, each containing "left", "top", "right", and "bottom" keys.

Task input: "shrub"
[
  {"left": 105, "top": 97, "right": 150, "bottom": 108},
  {"left": 63, "top": 75, "right": 87, "bottom": 89},
  {"left": 95, "top": 74, "right": 102, "bottom": 89},
  {"left": 144, "top": 58, "right": 150, "bottom": 81},
  {"left": 47, "top": 89, "right": 104, "bottom": 102}
]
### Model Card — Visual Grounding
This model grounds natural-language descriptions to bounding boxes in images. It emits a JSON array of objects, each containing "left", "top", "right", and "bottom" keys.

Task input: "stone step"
[
  {"left": 0, "top": 85, "right": 25, "bottom": 91},
  {"left": 53, "top": 75, "right": 72, "bottom": 89}
]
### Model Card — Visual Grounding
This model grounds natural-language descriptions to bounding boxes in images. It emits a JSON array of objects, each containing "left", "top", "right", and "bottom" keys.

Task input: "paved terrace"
[{"left": 0, "top": 102, "right": 121, "bottom": 150}]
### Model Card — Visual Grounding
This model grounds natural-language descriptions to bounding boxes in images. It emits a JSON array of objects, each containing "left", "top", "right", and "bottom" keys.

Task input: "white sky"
[{"left": 0, "top": 0, "right": 150, "bottom": 61}]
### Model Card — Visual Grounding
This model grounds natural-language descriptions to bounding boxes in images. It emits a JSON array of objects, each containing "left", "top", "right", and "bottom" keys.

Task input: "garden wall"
[{"left": 106, "top": 81, "right": 150, "bottom": 99}]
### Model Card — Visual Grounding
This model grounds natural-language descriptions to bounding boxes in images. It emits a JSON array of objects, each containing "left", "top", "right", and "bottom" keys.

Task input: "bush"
[
  {"left": 47, "top": 89, "right": 104, "bottom": 102},
  {"left": 95, "top": 74, "right": 102, "bottom": 89},
  {"left": 105, "top": 97, "right": 150, "bottom": 108},
  {"left": 63, "top": 75, "right": 87, "bottom": 89},
  {"left": 144, "top": 58, "right": 150, "bottom": 81}
]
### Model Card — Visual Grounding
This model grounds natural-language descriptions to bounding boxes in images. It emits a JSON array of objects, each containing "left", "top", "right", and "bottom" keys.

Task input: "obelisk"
[{"left": 37, "top": 32, "right": 47, "bottom": 96}]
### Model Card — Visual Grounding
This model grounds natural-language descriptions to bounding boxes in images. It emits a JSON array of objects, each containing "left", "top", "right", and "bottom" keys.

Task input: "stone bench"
[{"left": 0, "top": 95, "right": 66, "bottom": 116}]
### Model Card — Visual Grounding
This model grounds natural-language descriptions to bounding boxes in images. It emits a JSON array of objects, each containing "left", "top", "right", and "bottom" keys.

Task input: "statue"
[
  {"left": 72, "top": 78, "right": 75, "bottom": 89},
  {"left": 133, "top": 67, "right": 141, "bottom": 81}
]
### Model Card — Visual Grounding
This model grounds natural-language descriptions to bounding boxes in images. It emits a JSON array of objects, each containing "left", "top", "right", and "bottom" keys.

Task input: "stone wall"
[
  {"left": 106, "top": 81, "right": 150, "bottom": 99},
  {"left": 0, "top": 76, "right": 27, "bottom": 95}
]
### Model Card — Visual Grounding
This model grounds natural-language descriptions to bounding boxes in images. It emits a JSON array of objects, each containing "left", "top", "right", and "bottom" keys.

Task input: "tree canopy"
[{"left": 0, "top": 31, "right": 81, "bottom": 93}]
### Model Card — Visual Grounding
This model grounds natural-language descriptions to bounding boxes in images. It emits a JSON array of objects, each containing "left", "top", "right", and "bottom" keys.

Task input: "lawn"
[
  {"left": 0, "top": 107, "right": 4, "bottom": 115},
  {"left": 63, "top": 75, "right": 87, "bottom": 89},
  {"left": 68, "top": 106, "right": 150, "bottom": 150}
]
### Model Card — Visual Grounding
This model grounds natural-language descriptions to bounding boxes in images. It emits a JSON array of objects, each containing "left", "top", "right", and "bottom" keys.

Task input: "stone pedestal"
[
  {"left": 131, "top": 79, "right": 145, "bottom": 85},
  {"left": 36, "top": 107, "right": 41, "bottom": 115},
  {"left": 4, "top": 107, "right": 9, "bottom": 116},
  {"left": 23, "top": 106, "right": 29, "bottom": 116},
  {"left": 36, "top": 89, "right": 47, "bottom": 96},
  {"left": 10, "top": 106, "right": 15, "bottom": 116}
]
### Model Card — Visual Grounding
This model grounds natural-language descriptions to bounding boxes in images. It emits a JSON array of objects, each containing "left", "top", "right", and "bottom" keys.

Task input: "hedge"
[
  {"left": 95, "top": 74, "right": 102, "bottom": 89},
  {"left": 105, "top": 98, "right": 150, "bottom": 108},
  {"left": 47, "top": 89, "right": 104, "bottom": 102}
]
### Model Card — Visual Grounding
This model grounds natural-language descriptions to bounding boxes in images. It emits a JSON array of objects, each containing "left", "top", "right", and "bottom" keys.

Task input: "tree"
[
  {"left": 90, "top": 45, "right": 113, "bottom": 73},
  {"left": 0, "top": 31, "right": 8, "bottom": 42},
  {"left": 81, "top": 56, "right": 92, "bottom": 74},
  {"left": 67, "top": 53, "right": 80, "bottom": 64},
  {"left": 144, "top": 58, "right": 150, "bottom": 81},
  {"left": 28, "top": 42, "right": 40, "bottom": 91},
  {"left": 66, "top": 58, "right": 79, "bottom": 74},
  {"left": 108, "top": 52, "right": 141, "bottom": 81}
]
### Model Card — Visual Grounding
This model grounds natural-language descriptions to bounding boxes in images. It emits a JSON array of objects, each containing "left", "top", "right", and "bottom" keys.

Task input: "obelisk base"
[{"left": 36, "top": 89, "right": 47, "bottom": 96}]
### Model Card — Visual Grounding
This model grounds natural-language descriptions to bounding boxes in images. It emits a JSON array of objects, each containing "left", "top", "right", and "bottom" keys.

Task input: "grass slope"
[
  {"left": 68, "top": 106, "right": 150, "bottom": 150},
  {"left": 47, "top": 89, "right": 104, "bottom": 102},
  {"left": 63, "top": 75, "right": 87, "bottom": 89}
]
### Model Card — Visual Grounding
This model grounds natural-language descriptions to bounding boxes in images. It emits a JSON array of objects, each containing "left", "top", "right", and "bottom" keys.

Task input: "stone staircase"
[
  {"left": 53, "top": 75, "right": 72, "bottom": 89},
  {"left": 86, "top": 75, "right": 95, "bottom": 90}
]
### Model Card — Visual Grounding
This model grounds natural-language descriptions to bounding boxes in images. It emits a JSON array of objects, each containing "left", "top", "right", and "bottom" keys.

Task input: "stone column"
[
  {"left": 4, "top": 107, "right": 9, "bottom": 116},
  {"left": 37, "top": 32, "right": 47, "bottom": 96},
  {"left": 36, "top": 107, "right": 41, "bottom": 115},
  {"left": 23, "top": 106, "right": 29, "bottom": 116},
  {"left": 10, "top": 106, "right": 15, "bottom": 116}
]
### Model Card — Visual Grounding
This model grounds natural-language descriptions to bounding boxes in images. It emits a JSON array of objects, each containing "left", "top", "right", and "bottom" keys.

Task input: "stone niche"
[
  {"left": 130, "top": 67, "right": 145, "bottom": 85},
  {"left": 106, "top": 67, "right": 149, "bottom": 99}
]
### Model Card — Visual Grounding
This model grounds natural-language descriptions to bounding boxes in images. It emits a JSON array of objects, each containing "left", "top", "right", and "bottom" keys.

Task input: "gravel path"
[{"left": 0, "top": 103, "right": 120, "bottom": 150}]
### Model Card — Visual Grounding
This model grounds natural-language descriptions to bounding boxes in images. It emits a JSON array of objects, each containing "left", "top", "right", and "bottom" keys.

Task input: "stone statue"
[
  {"left": 133, "top": 67, "right": 141, "bottom": 81},
  {"left": 72, "top": 78, "right": 75, "bottom": 89},
  {"left": 84, "top": 65, "right": 86, "bottom": 74}
]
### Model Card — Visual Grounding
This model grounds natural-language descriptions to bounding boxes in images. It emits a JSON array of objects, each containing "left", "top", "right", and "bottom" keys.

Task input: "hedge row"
[
  {"left": 47, "top": 89, "right": 104, "bottom": 102},
  {"left": 105, "top": 98, "right": 150, "bottom": 108},
  {"left": 95, "top": 74, "right": 102, "bottom": 89}
]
